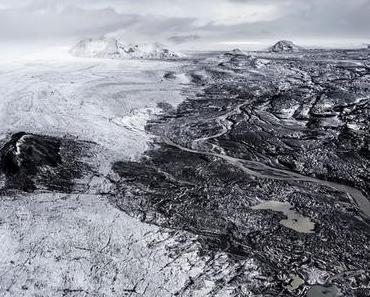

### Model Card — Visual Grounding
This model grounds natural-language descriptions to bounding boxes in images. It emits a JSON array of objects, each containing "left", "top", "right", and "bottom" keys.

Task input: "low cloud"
[
  {"left": 0, "top": 6, "right": 138, "bottom": 41},
  {"left": 168, "top": 35, "right": 201, "bottom": 44},
  {"left": 0, "top": 0, "right": 368, "bottom": 46}
]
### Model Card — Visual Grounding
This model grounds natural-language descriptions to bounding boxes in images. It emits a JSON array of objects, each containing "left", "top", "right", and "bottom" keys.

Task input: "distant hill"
[
  {"left": 268, "top": 40, "right": 303, "bottom": 53},
  {"left": 70, "top": 37, "right": 182, "bottom": 60}
]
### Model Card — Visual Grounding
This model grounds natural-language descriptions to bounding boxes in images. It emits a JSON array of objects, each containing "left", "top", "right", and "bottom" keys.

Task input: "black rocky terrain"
[
  {"left": 111, "top": 50, "right": 370, "bottom": 296},
  {"left": 0, "top": 132, "right": 94, "bottom": 193},
  {"left": 1, "top": 49, "right": 368, "bottom": 297}
]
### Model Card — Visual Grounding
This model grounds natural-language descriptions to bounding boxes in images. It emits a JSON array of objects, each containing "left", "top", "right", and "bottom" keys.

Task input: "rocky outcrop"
[
  {"left": 269, "top": 40, "right": 303, "bottom": 53},
  {"left": 0, "top": 132, "right": 92, "bottom": 192}
]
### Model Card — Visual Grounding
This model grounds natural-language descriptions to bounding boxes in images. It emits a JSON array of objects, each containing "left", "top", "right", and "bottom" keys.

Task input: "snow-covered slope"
[
  {"left": 70, "top": 37, "right": 121, "bottom": 58},
  {"left": 268, "top": 40, "right": 303, "bottom": 53},
  {"left": 0, "top": 56, "right": 207, "bottom": 297},
  {"left": 70, "top": 37, "right": 182, "bottom": 60}
]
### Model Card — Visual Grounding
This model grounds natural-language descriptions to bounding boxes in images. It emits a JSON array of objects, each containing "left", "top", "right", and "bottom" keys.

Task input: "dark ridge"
[{"left": 163, "top": 71, "right": 177, "bottom": 80}]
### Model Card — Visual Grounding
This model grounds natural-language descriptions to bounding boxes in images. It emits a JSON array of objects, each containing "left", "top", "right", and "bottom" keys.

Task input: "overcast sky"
[{"left": 0, "top": 0, "right": 369, "bottom": 48}]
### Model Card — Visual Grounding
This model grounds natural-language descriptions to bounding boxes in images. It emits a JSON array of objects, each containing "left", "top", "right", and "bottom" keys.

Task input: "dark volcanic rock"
[
  {"left": 110, "top": 50, "right": 370, "bottom": 296},
  {"left": 0, "top": 132, "right": 93, "bottom": 193}
]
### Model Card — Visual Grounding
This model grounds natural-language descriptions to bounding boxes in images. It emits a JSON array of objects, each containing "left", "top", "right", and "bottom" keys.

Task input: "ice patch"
[{"left": 251, "top": 201, "right": 315, "bottom": 233}]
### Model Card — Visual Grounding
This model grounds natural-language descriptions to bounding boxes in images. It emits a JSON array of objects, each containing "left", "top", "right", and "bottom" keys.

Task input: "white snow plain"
[
  {"left": 0, "top": 55, "right": 187, "bottom": 159},
  {"left": 0, "top": 53, "right": 233, "bottom": 296}
]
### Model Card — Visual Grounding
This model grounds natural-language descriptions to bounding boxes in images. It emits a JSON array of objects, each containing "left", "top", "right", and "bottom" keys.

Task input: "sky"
[{"left": 0, "top": 0, "right": 369, "bottom": 50}]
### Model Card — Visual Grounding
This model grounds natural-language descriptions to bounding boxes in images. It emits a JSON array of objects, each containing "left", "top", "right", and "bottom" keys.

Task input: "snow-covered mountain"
[
  {"left": 70, "top": 37, "right": 182, "bottom": 60},
  {"left": 268, "top": 40, "right": 303, "bottom": 53}
]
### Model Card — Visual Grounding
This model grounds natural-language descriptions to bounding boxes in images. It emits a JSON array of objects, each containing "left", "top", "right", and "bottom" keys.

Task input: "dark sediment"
[{"left": 111, "top": 50, "right": 370, "bottom": 296}]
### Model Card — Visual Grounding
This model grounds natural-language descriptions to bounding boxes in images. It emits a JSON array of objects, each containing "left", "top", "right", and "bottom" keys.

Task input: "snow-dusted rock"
[
  {"left": 70, "top": 37, "right": 121, "bottom": 58},
  {"left": 269, "top": 40, "right": 303, "bottom": 53},
  {"left": 123, "top": 43, "right": 182, "bottom": 59},
  {"left": 70, "top": 37, "right": 182, "bottom": 60}
]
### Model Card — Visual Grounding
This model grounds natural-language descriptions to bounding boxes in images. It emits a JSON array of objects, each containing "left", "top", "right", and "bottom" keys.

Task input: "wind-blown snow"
[
  {"left": 0, "top": 58, "right": 187, "bottom": 160},
  {"left": 0, "top": 55, "right": 219, "bottom": 297},
  {"left": 0, "top": 193, "right": 208, "bottom": 296}
]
